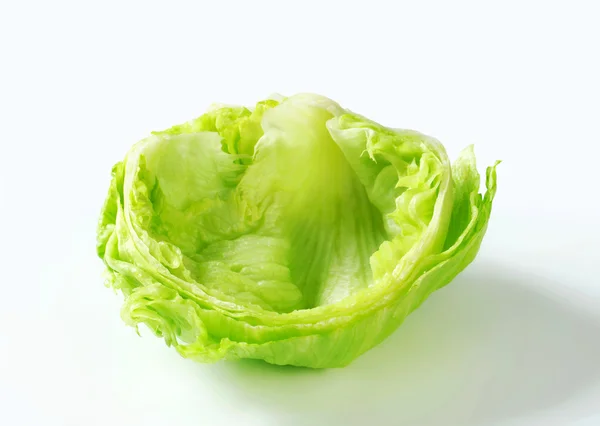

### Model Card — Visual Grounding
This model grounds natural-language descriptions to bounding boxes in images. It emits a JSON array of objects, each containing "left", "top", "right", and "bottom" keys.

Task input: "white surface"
[{"left": 1, "top": 1, "right": 599, "bottom": 425}]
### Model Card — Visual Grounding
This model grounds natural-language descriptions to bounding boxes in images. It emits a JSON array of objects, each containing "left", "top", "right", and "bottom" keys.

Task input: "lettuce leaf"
[{"left": 97, "top": 93, "right": 499, "bottom": 368}]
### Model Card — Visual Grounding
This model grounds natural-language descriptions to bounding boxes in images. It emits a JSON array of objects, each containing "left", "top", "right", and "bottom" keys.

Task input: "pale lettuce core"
[{"left": 97, "top": 94, "right": 499, "bottom": 368}]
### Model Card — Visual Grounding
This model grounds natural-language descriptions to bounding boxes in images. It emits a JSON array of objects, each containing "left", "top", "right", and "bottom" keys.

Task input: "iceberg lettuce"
[{"left": 97, "top": 94, "right": 499, "bottom": 368}]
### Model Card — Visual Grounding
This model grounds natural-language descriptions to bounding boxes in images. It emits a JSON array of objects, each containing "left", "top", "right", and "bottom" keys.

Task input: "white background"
[{"left": 1, "top": 1, "right": 599, "bottom": 425}]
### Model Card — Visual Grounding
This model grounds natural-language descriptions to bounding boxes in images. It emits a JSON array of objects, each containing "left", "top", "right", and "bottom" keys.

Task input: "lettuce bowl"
[{"left": 97, "top": 93, "right": 499, "bottom": 368}]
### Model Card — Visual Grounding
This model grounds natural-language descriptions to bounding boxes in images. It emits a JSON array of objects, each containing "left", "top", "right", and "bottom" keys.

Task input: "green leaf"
[{"left": 97, "top": 93, "right": 499, "bottom": 368}]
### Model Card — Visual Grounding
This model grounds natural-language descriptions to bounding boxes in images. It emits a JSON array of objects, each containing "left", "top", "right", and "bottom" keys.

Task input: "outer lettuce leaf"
[{"left": 97, "top": 94, "right": 499, "bottom": 368}]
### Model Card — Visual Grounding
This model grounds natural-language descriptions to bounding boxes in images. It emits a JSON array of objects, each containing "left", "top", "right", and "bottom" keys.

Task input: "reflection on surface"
[{"left": 213, "top": 260, "right": 600, "bottom": 426}]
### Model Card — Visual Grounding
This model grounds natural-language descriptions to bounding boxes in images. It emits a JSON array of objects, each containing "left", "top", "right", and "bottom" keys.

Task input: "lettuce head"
[{"left": 97, "top": 93, "right": 499, "bottom": 368}]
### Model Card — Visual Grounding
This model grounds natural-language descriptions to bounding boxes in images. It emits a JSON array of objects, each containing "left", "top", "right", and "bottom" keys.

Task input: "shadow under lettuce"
[{"left": 212, "top": 259, "right": 600, "bottom": 426}]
